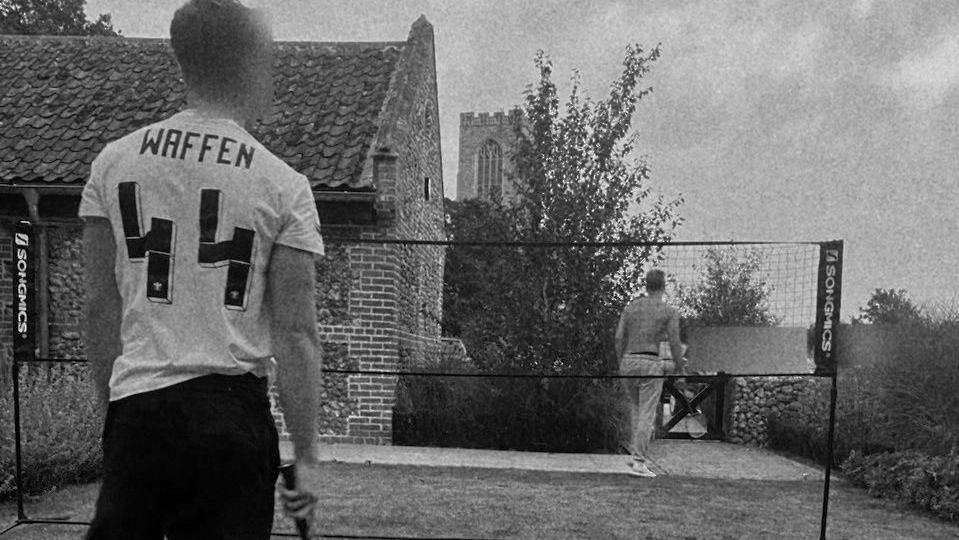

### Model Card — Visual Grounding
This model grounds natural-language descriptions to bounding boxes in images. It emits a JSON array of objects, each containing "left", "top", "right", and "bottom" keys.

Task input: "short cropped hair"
[
  {"left": 645, "top": 269, "right": 666, "bottom": 292},
  {"left": 170, "top": 0, "right": 271, "bottom": 96}
]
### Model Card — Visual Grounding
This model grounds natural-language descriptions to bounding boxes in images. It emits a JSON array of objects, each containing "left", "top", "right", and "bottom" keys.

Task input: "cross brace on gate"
[{"left": 660, "top": 372, "right": 730, "bottom": 440}]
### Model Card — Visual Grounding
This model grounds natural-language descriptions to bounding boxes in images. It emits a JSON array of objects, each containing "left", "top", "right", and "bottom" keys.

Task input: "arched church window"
[{"left": 477, "top": 139, "right": 502, "bottom": 199}]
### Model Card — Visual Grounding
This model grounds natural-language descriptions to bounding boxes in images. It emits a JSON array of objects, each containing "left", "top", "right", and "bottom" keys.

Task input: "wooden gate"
[{"left": 659, "top": 372, "right": 729, "bottom": 440}]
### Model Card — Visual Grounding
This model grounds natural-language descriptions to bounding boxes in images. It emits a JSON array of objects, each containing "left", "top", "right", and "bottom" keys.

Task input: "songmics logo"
[
  {"left": 16, "top": 246, "right": 29, "bottom": 337},
  {"left": 819, "top": 250, "right": 841, "bottom": 355}
]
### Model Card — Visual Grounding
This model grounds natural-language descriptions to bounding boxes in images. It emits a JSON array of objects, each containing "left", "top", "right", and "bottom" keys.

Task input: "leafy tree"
[
  {"left": 0, "top": 0, "right": 118, "bottom": 36},
  {"left": 444, "top": 44, "right": 683, "bottom": 376},
  {"left": 429, "top": 45, "right": 684, "bottom": 452},
  {"left": 441, "top": 197, "right": 514, "bottom": 340},
  {"left": 854, "top": 288, "right": 921, "bottom": 325},
  {"left": 678, "top": 247, "right": 779, "bottom": 326}
]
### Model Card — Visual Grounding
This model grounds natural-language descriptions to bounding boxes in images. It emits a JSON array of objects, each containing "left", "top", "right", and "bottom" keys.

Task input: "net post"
[
  {"left": 11, "top": 220, "right": 36, "bottom": 522},
  {"left": 12, "top": 351, "right": 25, "bottom": 521},
  {"left": 714, "top": 371, "right": 729, "bottom": 440},
  {"left": 820, "top": 370, "right": 838, "bottom": 540},
  {"left": 813, "top": 240, "right": 843, "bottom": 539}
]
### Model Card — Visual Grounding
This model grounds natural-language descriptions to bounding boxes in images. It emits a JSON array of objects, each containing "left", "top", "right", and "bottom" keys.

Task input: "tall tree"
[
  {"left": 677, "top": 247, "right": 779, "bottom": 327},
  {"left": 854, "top": 288, "right": 921, "bottom": 325},
  {"left": 441, "top": 197, "right": 515, "bottom": 341},
  {"left": 432, "top": 45, "right": 683, "bottom": 452},
  {"left": 0, "top": 0, "right": 118, "bottom": 36},
  {"left": 444, "top": 44, "right": 683, "bottom": 376}
]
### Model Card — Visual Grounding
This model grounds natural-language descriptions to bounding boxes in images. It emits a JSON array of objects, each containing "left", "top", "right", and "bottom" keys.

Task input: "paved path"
[{"left": 283, "top": 440, "right": 823, "bottom": 481}]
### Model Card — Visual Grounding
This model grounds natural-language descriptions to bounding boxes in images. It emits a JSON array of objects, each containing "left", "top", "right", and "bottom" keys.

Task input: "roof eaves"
[
  {"left": 0, "top": 34, "right": 160, "bottom": 43},
  {"left": 276, "top": 39, "right": 405, "bottom": 50},
  {"left": 313, "top": 190, "right": 376, "bottom": 203},
  {"left": 0, "top": 183, "right": 82, "bottom": 194},
  {"left": 0, "top": 34, "right": 407, "bottom": 49}
]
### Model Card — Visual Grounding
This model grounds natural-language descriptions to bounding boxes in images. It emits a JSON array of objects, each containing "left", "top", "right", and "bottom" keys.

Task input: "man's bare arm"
[
  {"left": 82, "top": 218, "right": 123, "bottom": 410},
  {"left": 666, "top": 310, "right": 685, "bottom": 373},
  {"left": 268, "top": 244, "right": 322, "bottom": 463},
  {"left": 614, "top": 311, "right": 627, "bottom": 363}
]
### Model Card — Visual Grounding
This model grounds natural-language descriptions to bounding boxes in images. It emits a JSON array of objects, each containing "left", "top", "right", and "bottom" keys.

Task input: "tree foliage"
[
  {"left": 0, "top": 0, "right": 118, "bottom": 36},
  {"left": 854, "top": 288, "right": 921, "bottom": 325},
  {"left": 440, "top": 197, "right": 514, "bottom": 341},
  {"left": 678, "top": 247, "right": 779, "bottom": 327},
  {"left": 443, "top": 44, "right": 683, "bottom": 376}
]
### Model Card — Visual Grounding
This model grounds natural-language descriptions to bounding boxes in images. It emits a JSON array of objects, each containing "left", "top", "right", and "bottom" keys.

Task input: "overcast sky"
[{"left": 85, "top": 0, "right": 958, "bottom": 314}]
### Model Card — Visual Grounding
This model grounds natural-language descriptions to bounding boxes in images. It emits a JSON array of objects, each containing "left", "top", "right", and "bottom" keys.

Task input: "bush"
[
  {"left": 394, "top": 369, "right": 627, "bottom": 453},
  {"left": 842, "top": 450, "right": 959, "bottom": 523},
  {"left": 867, "top": 307, "right": 959, "bottom": 456},
  {"left": 767, "top": 370, "right": 893, "bottom": 468},
  {"left": 0, "top": 364, "right": 103, "bottom": 499},
  {"left": 768, "top": 306, "right": 959, "bottom": 467}
]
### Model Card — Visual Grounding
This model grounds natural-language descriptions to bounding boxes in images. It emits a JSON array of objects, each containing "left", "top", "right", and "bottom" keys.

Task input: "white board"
[{"left": 685, "top": 326, "right": 811, "bottom": 374}]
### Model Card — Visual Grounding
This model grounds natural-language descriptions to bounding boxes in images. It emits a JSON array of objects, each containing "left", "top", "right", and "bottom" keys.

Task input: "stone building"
[
  {"left": 456, "top": 109, "right": 523, "bottom": 203},
  {"left": 0, "top": 17, "right": 446, "bottom": 445}
]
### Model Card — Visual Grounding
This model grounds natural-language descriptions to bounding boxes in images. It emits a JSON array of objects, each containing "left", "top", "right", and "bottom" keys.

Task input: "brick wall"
[
  {"left": 0, "top": 221, "right": 86, "bottom": 386},
  {"left": 301, "top": 16, "right": 447, "bottom": 446},
  {"left": 46, "top": 225, "right": 85, "bottom": 360},
  {"left": 324, "top": 236, "right": 401, "bottom": 444},
  {"left": 2, "top": 18, "right": 448, "bottom": 449},
  {"left": 386, "top": 17, "right": 446, "bottom": 444},
  {"left": 726, "top": 375, "right": 823, "bottom": 446},
  {"left": 268, "top": 226, "right": 399, "bottom": 445}
]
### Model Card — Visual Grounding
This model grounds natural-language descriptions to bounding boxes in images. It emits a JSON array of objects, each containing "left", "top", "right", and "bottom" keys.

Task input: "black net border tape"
[
  {"left": 0, "top": 521, "right": 494, "bottom": 540},
  {"left": 323, "top": 238, "right": 825, "bottom": 248},
  {"left": 12, "top": 358, "right": 831, "bottom": 380}
]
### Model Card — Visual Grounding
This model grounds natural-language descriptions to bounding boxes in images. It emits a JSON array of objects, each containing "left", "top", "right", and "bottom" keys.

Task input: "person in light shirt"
[
  {"left": 615, "top": 269, "right": 686, "bottom": 477},
  {"left": 82, "top": 1, "right": 323, "bottom": 537}
]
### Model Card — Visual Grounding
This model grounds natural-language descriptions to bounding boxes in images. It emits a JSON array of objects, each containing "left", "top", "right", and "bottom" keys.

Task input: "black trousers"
[{"left": 86, "top": 373, "right": 280, "bottom": 540}]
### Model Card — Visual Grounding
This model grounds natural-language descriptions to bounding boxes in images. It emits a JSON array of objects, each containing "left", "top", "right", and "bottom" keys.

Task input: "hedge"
[
  {"left": 394, "top": 373, "right": 628, "bottom": 453},
  {"left": 766, "top": 310, "right": 959, "bottom": 523},
  {"left": 0, "top": 365, "right": 102, "bottom": 499},
  {"left": 842, "top": 450, "right": 959, "bottom": 523}
]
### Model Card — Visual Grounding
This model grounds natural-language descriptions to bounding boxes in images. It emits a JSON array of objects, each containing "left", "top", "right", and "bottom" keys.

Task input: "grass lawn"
[{"left": 2, "top": 462, "right": 957, "bottom": 539}]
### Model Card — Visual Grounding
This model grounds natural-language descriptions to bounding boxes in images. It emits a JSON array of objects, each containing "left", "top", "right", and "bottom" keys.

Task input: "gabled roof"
[{"left": 0, "top": 35, "right": 404, "bottom": 191}]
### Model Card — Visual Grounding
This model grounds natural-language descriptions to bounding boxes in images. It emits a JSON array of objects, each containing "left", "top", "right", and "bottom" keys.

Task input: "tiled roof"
[{"left": 0, "top": 35, "right": 403, "bottom": 190}]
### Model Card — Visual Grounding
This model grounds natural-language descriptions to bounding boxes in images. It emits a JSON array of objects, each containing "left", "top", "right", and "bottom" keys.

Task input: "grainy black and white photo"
[{"left": 0, "top": 1, "right": 957, "bottom": 539}]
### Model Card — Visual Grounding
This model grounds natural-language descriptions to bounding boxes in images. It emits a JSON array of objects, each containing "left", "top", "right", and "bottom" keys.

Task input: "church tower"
[{"left": 456, "top": 108, "right": 523, "bottom": 203}]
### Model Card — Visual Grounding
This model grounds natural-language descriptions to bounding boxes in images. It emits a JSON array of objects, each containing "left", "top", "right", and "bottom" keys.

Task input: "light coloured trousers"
[{"left": 620, "top": 354, "right": 675, "bottom": 460}]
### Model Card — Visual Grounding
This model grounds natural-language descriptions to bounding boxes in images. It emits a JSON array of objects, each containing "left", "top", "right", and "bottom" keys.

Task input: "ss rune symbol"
[
  {"left": 198, "top": 189, "right": 255, "bottom": 309},
  {"left": 118, "top": 182, "right": 255, "bottom": 309}
]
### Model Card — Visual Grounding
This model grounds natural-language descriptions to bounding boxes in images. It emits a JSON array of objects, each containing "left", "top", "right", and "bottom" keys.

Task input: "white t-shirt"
[{"left": 79, "top": 109, "right": 325, "bottom": 401}]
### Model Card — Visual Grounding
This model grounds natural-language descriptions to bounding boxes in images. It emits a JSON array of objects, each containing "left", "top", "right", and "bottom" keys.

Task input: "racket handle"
[{"left": 279, "top": 463, "right": 310, "bottom": 540}]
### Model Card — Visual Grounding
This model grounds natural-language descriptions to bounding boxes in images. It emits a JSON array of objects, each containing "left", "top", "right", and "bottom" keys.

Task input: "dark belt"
[{"left": 171, "top": 372, "right": 268, "bottom": 396}]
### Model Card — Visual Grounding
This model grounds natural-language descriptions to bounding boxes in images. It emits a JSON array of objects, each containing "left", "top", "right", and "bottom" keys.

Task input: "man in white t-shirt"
[{"left": 81, "top": 1, "right": 322, "bottom": 537}]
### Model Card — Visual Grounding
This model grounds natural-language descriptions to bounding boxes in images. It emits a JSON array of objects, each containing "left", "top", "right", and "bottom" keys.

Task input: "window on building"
[
  {"left": 477, "top": 139, "right": 503, "bottom": 200},
  {"left": 38, "top": 194, "right": 81, "bottom": 219},
  {"left": 0, "top": 192, "right": 28, "bottom": 218},
  {"left": 423, "top": 176, "right": 431, "bottom": 201},
  {"left": 0, "top": 193, "right": 81, "bottom": 220}
]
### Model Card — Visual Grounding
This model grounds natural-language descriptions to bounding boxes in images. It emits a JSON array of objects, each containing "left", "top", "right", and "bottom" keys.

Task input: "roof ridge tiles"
[
  {"left": 0, "top": 34, "right": 405, "bottom": 49},
  {"left": 0, "top": 29, "right": 407, "bottom": 190}
]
